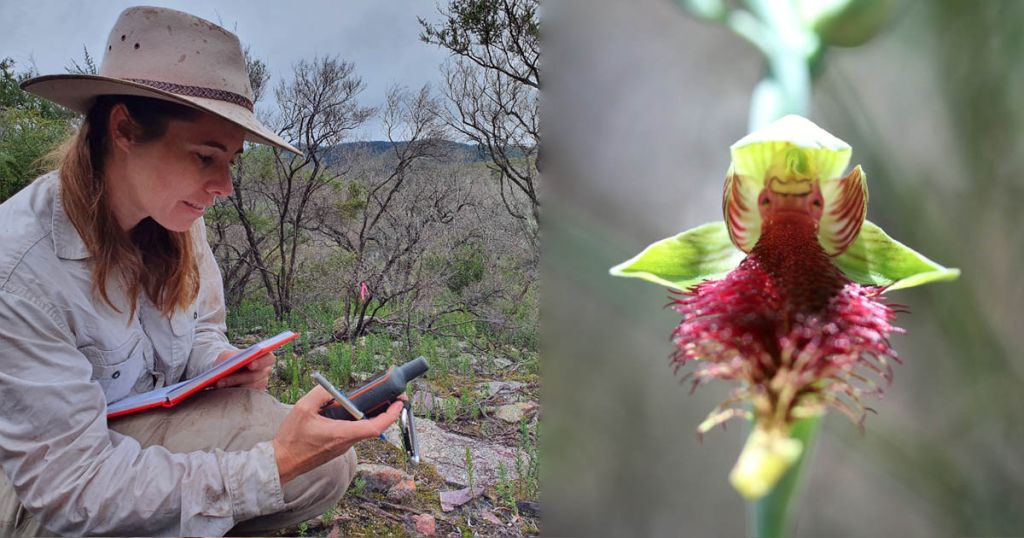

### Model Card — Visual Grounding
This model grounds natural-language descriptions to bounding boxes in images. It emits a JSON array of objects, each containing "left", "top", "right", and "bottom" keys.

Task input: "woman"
[{"left": 0, "top": 7, "right": 403, "bottom": 536}]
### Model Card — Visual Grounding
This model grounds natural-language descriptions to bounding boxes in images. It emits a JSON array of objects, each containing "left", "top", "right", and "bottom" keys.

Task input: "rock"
[
  {"left": 516, "top": 501, "right": 540, "bottom": 517},
  {"left": 411, "top": 513, "right": 436, "bottom": 536},
  {"left": 493, "top": 357, "right": 513, "bottom": 369},
  {"left": 494, "top": 402, "right": 538, "bottom": 423},
  {"left": 383, "top": 416, "right": 530, "bottom": 488},
  {"left": 310, "top": 345, "right": 329, "bottom": 357},
  {"left": 480, "top": 380, "right": 524, "bottom": 397},
  {"left": 386, "top": 479, "right": 417, "bottom": 502},
  {"left": 516, "top": 500, "right": 540, "bottom": 516},
  {"left": 331, "top": 317, "right": 349, "bottom": 337},
  {"left": 236, "top": 335, "right": 261, "bottom": 347},
  {"left": 352, "top": 371, "right": 375, "bottom": 383},
  {"left": 355, "top": 463, "right": 408, "bottom": 492},
  {"left": 439, "top": 485, "right": 485, "bottom": 511},
  {"left": 479, "top": 508, "right": 502, "bottom": 525},
  {"left": 412, "top": 391, "right": 436, "bottom": 414}
]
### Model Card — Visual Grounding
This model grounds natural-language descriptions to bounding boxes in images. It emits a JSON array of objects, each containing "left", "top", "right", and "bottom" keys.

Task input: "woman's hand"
[
  {"left": 213, "top": 349, "right": 275, "bottom": 390},
  {"left": 272, "top": 385, "right": 405, "bottom": 485}
]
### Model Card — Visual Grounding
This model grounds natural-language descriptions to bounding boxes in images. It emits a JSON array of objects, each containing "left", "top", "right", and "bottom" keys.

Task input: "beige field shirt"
[{"left": 0, "top": 172, "right": 285, "bottom": 535}]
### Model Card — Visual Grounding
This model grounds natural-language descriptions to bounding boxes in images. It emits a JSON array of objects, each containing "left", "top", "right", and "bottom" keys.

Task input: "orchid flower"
[{"left": 610, "top": 115, "right": 959, "bottom": 499}]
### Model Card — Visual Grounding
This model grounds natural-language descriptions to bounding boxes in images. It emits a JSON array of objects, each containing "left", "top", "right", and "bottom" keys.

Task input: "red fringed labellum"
[{"left": 672, "top": 211, "right": 903, "bottom": 433}]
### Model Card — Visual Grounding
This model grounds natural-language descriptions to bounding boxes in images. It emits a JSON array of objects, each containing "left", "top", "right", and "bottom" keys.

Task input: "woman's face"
[{"left": 110, "top": 106, "right": 246, "bottom": 232}]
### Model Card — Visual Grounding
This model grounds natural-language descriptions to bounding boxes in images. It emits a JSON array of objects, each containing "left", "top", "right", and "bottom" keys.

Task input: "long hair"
[{"left": 55, "top": 95, "right": 201, "bottom": 319}]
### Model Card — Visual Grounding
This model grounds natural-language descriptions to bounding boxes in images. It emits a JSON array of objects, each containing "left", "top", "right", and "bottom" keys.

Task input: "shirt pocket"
[
  {"left": 165, "top": 307, "right": 198, "bottom": 378},
  {"left": 81, "top": 334, "right": 151, "bottom": 404},
  {"left": 170, "top": 308, "right": 198, "bottom": 339}
]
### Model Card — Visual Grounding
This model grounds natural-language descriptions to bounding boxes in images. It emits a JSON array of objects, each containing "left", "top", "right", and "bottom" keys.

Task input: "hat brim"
[{"left": 20, "top": 74, "right": 303, "bottom": 156}]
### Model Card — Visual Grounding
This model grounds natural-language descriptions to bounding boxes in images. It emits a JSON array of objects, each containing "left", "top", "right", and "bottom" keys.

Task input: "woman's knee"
[
  {"left": 283, "top": 447, "right": 357, "bottom": 513},
  {"left": 227, "top": 448, "right": 358, "bottom": 536},
  {"left": 316, "top": 448, "right": 358, "bottom": 506}
]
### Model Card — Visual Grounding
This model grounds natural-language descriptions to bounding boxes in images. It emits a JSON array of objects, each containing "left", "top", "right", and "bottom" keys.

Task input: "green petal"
[
  {"left": 609, "top": 222, "right": 746, "bottom": 291},
  {"left": 833, "top": 220, "right": 961, "bottom": 290}
]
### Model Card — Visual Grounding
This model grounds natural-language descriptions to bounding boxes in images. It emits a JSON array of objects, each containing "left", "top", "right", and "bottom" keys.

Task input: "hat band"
[{"left": 125, "top": 78, "right": 254, "bottom": 111}]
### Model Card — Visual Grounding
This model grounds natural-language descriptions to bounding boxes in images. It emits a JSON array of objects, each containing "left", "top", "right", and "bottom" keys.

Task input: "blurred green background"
[{"left": 541, "top": 0, "right": 1024, "bottom": 535}]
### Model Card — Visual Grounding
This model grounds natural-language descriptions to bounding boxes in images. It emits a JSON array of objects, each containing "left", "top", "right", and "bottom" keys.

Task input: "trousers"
[{"left": 0, "top": 387, "right": 355, "bottom": 536}]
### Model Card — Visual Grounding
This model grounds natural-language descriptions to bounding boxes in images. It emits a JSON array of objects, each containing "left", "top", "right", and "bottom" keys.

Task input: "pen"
[{"left": 311, "top": 371, "right": 365, "bottom": 420}]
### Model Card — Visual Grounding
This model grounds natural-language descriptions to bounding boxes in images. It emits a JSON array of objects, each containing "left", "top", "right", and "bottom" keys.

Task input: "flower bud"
[{"left": 797, "top": 0, "right": 896, "bottom": 48}]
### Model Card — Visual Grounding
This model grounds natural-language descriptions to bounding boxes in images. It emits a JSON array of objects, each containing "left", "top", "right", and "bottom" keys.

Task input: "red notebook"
[{"left": 106, "top": 330, "right": 298, "bottom": 419}]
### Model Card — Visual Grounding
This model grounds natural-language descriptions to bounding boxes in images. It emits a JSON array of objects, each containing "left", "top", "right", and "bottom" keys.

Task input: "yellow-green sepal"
[
  {"left": 730, "top": 115, "right": 852, "bottom": 182},
  {"left": 833, "top": 220, "right": 961, "bottom": 290},
  {"left": 609, "top": 221, "right": 745, "bottom": 291}
]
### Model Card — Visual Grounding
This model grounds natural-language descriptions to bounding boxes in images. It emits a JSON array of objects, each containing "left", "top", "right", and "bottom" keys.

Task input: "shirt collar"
[{"left": 51, "top": 177, "right": 92, "bottom": 261}]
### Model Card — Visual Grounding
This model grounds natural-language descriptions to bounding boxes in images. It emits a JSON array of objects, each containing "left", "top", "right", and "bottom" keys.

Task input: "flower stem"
[
  {"left": 747, "top": 416, "right": 822, "bottom": 537},
  {"left": 734, "top": 1, "right": 822, "bottom": 535}
]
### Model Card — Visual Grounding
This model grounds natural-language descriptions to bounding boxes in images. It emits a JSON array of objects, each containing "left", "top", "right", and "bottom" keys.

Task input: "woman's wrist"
[{"left": 271, "top": 437, "right": 298, "bottom": 486}]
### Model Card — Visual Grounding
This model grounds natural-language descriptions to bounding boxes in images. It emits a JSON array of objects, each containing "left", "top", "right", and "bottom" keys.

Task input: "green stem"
[
  {"left": 742, "top": 0, "right": 816, "bottom": 129},
  {"left": 746, "top": 416, "right": 822, "bottom": 537}
]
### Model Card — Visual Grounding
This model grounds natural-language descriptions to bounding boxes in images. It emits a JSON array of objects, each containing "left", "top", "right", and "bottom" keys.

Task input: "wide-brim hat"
[{"left": 20, "top": 6, "right": 301, "bottom": 156}]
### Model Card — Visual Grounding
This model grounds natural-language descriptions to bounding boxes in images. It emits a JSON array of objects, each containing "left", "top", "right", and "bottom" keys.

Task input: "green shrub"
[{"left": 446, "top": 242, "right": 486, "bottom": 293}]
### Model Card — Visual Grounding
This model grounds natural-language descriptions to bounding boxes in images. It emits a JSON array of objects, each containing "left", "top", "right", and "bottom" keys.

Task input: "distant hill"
[
  {"left": 325, "top": 140, "right": 487, "bottom": 165},
  {"left": 321, "top": 140, "right": 530, "bottom": 168}
]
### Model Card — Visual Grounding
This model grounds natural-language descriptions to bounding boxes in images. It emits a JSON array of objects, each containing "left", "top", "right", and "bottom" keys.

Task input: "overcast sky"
[{"left": 0, "top": 0, "right": 450, "bottom": 141}]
